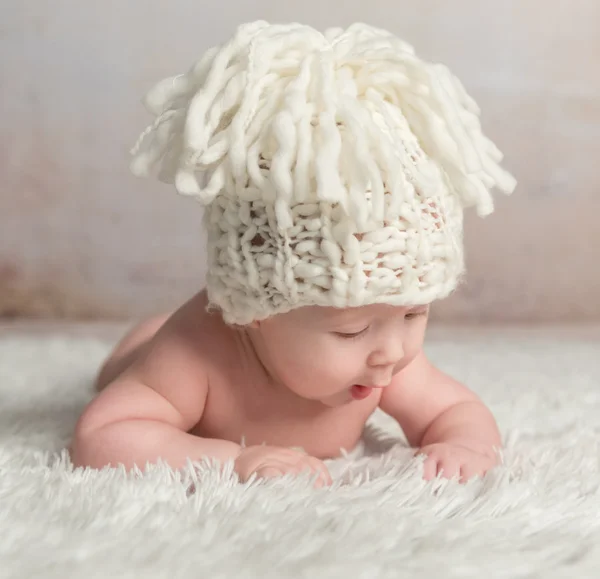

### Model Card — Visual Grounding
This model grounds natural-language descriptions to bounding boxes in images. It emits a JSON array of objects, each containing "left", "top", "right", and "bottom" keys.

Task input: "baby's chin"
[
  {"left": 315, "top": 389, "right": 356, "bottom": 408},
  {"left": 287, "top": 384, "right": 357, "bottom": 408}
]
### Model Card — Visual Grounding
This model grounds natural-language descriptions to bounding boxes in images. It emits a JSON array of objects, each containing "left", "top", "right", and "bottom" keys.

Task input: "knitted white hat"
[{"left": 130, "top": 21, "right": 516, "bottom": 325}]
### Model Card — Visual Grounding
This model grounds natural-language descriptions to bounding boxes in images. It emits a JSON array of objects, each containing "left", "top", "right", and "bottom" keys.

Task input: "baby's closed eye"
[{"left": 333, "top": 326, "right": 370, "bottom": 339}]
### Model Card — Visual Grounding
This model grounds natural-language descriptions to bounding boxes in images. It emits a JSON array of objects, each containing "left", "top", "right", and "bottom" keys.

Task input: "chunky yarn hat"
[{"left": 130, "top": 21, "right": 516, "bottom": 325}]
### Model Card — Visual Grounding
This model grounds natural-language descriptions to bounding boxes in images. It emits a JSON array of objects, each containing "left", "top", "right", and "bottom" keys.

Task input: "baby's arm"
[
  {"left": 70, "top": 328, "right": 240, "bottom": 470},
  {"left": 70, "top": 322, "right": 331, "bottom": 486},
  {"left": 379, "top": 351, "right": 501, "bottom": 480}
]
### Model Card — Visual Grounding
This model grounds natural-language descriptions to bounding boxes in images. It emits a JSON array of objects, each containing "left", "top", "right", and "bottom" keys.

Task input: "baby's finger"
[
  {"left": 307, "top": 459, "right": 332, "bottom": 487},
  {"left": 291, "top": 458, "right": 331, "bottom": 488},
  {"left": 276, "top": 448, "right": 308, "bottom": 461},
  {"left": 254, "top": 458, "right": 303, "bottom": 479},
  {"left": 437, "top": 458, "right": 460, "bottom": 480},
  {"left": 311, "top": 473, "right": 328, "bottom": 489},
  {"left": 319, "top": 468, "right": 333, "bottom": 487},
  {"left": 293, "top": 459, "right": 321, "bottom": 478},
  {"left": 255, "top": 465, "right": 286, "bottom": 480},
  {"left": 459, "top": 459, "right": 490, "bottom": 483},
  {"left": 459, "top": 464, "right": 479, "bottom": 483},
  {"left": 422, "top": 456, "right": 439, "bottom": 481},
  {"left": 305, "top": 456, "right": 331, "bottom": 478}
]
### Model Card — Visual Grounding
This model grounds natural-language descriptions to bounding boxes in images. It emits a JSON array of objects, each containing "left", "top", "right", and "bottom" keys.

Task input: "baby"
[{"left": 70, "top": 21, "right": 516, "bottom": 487}]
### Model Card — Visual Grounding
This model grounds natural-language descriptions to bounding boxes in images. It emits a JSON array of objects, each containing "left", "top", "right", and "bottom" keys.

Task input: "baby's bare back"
[{"left": 130, "top": 292, "right": 380, "bottom": 459}]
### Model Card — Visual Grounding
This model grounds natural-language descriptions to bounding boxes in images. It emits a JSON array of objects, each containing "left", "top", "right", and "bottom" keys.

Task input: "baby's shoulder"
[{"left": 148, "top": 291, "right": 236, "bottom": 374}]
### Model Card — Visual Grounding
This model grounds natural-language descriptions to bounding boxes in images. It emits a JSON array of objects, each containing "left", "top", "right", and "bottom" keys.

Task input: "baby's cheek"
[
  {"left": 327, "top": 350, "right": 364, "bottom": 381},
  {"left": 282, "top": 346, "right": 329, "bottom": 379},
  {"left": 288, "top": 339, "right": 360, "bottom": 387},
  {"left": 302, "top": 348, "right": 345, "bottom": 379},
  {"left": 406, "top": 326, "right": 427, "bottom": 357}
]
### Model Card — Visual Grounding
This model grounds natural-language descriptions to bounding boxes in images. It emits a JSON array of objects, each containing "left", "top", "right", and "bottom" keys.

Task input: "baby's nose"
[{"left": 368, "top": 340, "right": 404, "bottom": 368}]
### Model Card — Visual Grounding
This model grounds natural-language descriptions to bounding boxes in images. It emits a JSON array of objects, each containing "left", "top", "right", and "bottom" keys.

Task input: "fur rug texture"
[{"left": 0, "top": 325, "right": 599, "bottom": 578}]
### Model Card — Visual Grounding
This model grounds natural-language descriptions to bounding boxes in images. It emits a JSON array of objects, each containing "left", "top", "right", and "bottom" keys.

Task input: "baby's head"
[{"left": 130, "top": 21, "right": 516, "bottom": 402}]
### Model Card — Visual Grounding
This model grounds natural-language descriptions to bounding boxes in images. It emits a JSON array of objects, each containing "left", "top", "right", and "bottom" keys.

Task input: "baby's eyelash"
[
  {"left": 405, "top": 310, "right": 427, "bottom": 320},
  {"left": 334, "top": 327, "right": 369, "bottom": 339}
]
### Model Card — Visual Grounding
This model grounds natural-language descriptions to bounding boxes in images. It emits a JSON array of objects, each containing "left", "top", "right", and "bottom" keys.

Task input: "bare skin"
[{"left": 70, "top": 291, "right": 501, "bottom": 486}]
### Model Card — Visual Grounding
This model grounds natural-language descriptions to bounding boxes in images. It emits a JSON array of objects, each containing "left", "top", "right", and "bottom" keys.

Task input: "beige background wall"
[{"left": 1, "top": 0, "right": 598, "bottom": 323}]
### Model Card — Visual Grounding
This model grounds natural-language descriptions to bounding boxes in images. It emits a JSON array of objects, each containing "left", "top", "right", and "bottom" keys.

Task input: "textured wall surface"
[{"left": 1, "top": 0, "right": 599, "bottom": 322}]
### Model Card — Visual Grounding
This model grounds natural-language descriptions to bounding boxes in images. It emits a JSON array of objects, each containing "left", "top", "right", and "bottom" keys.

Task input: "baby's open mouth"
[{"left": 350, "top": 384, "right": 373, "bottom": 400}]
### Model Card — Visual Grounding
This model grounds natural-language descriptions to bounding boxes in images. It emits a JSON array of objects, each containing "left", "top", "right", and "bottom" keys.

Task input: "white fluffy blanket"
[{"left": 1, "top": 325, "right": 599, "bottom": 578}]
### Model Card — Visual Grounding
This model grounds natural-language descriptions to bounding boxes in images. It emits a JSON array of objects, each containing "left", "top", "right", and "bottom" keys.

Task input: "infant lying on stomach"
[{"left": 70, "top": 20, "right": 516, "bottom": 486}]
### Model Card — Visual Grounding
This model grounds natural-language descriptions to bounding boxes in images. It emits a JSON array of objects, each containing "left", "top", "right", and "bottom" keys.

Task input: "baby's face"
[{"left": 249, "top": 302, "right": 430, "bottom": 406}]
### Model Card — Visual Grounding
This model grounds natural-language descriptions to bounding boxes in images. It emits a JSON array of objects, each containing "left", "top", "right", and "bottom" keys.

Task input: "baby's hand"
[
  {"left": 416, "top": 442, "right": 498, "bottom": 483},
  {"left": 234, "top": 445, "right": 332, "bottom": 488}
]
